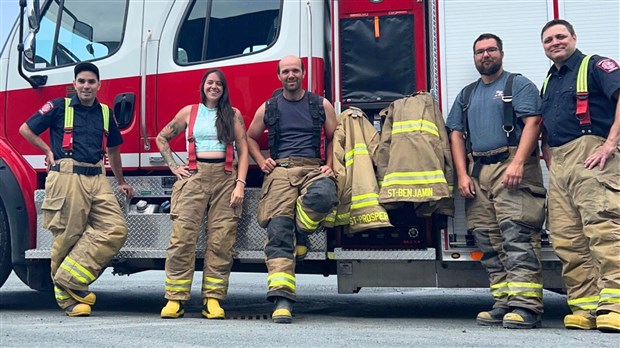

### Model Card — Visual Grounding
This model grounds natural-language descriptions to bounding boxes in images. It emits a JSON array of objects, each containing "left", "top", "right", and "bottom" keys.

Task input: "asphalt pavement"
[{"left": 1, "top": 270, "right": 617, "bottom": 348}]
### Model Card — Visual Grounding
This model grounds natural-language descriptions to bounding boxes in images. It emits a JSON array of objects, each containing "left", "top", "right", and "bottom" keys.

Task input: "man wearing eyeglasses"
[{"left": 446, "top": 33, "right": 546, "bottom": 329}]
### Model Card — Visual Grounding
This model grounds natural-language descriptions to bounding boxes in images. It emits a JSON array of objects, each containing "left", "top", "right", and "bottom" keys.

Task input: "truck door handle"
[{"left": 113, "top": 93, "right": 135, "bottom": 129}]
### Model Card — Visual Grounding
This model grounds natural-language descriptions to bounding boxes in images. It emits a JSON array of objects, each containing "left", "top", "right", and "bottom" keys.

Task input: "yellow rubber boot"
[
  {"left": 161, "top": 300, "right": 184, "bottom": 319},
  {"left": 272, "top": 297, "right": 293, "bottom": 324},
  {"left": 564, "top": 314, "right": 596, "bottom": 330},
  {"left": 596, "top": 312, "right": 620, "bottom": 333},
  {"left": 295, "top": 245, "right": 308, "bottom": 261},
  {"left": 65, "top": 303, "right": 92, "bottom": 317},
  {"left": 57, "top": 285, "right": 96, "bottom": 305},
  {"left": 202, "top": 298, "right": 225, "bottom": 319}
]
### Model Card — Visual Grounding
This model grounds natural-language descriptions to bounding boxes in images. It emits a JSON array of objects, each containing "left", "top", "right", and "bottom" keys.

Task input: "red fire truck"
[{"left": 0, "top": 0, "right": 617, "bottom": 292}]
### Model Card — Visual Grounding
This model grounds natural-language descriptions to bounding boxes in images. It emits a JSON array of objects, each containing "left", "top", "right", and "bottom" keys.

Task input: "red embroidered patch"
[
  {"left": 38, "top": 101, "right": 54, "bottom": 115},
  {"left": 596, "top": 58, "right": 619, "bottom": 73}
]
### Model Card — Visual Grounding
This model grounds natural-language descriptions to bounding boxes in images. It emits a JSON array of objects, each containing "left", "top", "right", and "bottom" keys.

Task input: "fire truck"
[{"left": 0, "top": 0, "right": 617, "bottom": 292}]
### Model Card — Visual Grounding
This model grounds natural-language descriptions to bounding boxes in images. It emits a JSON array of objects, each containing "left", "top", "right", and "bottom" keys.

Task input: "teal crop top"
[{"left": 187, "top": 104, "right": 227, "bottom": 152}]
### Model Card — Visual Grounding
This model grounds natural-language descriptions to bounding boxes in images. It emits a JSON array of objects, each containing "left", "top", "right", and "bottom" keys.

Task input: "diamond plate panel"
[
  {"left": 333, "top": 248, "right": 436, "bottom": 260},
  {"left": 29, "top": 177, "right": 326, "bottom": 260}
]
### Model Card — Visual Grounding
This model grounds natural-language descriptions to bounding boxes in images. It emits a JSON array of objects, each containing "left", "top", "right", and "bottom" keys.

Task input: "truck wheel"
[
  {"left": 13, "top": 262, "right": 53, "bottom": 292},
  {"left": 0, "top": 202, "right": 13, "bottom": 288}
]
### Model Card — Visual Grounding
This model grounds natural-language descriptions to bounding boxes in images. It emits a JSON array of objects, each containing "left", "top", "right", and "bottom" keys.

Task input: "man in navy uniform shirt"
[
  {"left": 540, "top": 19, "right": 620, "bottom": 333},
  {"left": 20, "top": 62, "right": 133, "bottom": 317}
]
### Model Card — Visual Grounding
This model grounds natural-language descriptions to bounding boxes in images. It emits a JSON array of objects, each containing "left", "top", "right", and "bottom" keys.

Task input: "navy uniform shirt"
[
  {"left": 26, "top": 94, "right": 123, "bottom": 164},
  {"left": 541, "top": 49, "right": 620, "bottom": 147}
]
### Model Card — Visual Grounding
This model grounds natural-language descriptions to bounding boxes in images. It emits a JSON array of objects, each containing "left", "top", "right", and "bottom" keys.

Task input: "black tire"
[{"left": 0, "top": 201, "right": 13, "bottom": 288}]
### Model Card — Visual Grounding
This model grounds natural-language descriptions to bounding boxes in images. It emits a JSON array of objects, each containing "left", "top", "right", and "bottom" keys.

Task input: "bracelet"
[{"left": 235, "top": 179, "right": 247, "bottom": 186}]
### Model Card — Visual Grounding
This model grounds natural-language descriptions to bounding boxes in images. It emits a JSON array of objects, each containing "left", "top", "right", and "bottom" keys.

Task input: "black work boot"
[
  {"left": 476, "top": 307, "right": 509, "bottom": 326},
  {"left": 503, "top": 307, "right": 542, "bottom": 329},
  {"left": 272, "top": 297, "right": 293, "bottom": 324}
]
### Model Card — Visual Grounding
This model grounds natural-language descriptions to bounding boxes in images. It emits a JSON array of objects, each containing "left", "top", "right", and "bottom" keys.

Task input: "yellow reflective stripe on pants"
[
  {"left": 382, "top": 170, "right": 447, "bottom": 187},
  {"left": 568, "top": 296, "right": 600, "bottom": 311},
  {"left": 268, "top": 272, "right": 296, "bottom": 291},
  {"left": 345, "top": 144, "right": 369, "bottom": 167},
  {"left": 54, "top": 285, "right": 71, "bottom": 301},
  {"left": 60, "top": 256, "right": 96, "bottom": 285},
  {"left": 392, "top": 120, "right": 439, "bottom": 137},
  {"left": 600, "top": 288, "right": 620, "bottom": 304},
  {"left": 490, "top": 282, "right": 509, "bottom": 297},
  {"left": 202, "top": 276, "right": 227, "bottom": 291},
  {"left": 491, "top": 282, "right": 543, "bottom": 299},
  {"left": 351, "top": 193, "right": 380, "bottom": 210},
  {"left": 296, "top": 201, "right": 321, "bottom": 230},
  {"left": 165, "top": 278, "right": 192, "bottom": 292}
]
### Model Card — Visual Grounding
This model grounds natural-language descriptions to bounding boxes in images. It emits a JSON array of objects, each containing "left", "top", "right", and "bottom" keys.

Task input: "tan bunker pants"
[
  {"left": 548, "top": 136, "right": 620, "bottom": 317},
  {"left": 42, "top": 159, "right": 128, "bottom": 310},
  {"left": 467, "top": 150, "right": 546, "bottom": 314},
  {"left": 164, "top": 162, "right": 240, "bottom": 301},
  {"left": 257, "top": 157, "right": 338, "bottom": 302}
]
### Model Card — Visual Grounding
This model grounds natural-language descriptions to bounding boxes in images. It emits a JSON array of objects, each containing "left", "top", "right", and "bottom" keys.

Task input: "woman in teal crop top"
[{"left": 155, "top": 69, "right": 248, "bottom": 319}]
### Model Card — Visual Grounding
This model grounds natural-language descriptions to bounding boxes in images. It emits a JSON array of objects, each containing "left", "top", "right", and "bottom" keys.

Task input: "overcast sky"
[{"left": 1, "top": 1, "right": 19, "bottom": 45}]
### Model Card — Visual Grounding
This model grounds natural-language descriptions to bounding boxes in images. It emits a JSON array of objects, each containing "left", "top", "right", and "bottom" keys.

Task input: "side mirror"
[{"left": 26, "top": 0, "right": 41, "bottom": 33}]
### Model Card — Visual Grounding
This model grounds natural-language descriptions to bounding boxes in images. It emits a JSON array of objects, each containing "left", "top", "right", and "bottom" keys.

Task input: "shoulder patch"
[
  {"left": 38, "top": 101, "right": 54, "bottom": 115},
  {"left": 596, "top": 58, "right": 619, "bottom": 73}
]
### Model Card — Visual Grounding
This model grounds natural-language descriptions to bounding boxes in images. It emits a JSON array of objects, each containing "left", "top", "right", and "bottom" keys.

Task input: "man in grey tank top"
[{"left": 246, "top": 55, "right": 339, "bottom": 323}]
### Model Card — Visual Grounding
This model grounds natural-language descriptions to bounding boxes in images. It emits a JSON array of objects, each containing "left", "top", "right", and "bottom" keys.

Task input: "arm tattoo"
[
  {"left": 157, "top": 137, "right": 179, "bottom": 169},
  {"left": 236, "top": 115, "right": 245, "bottom": 126}
]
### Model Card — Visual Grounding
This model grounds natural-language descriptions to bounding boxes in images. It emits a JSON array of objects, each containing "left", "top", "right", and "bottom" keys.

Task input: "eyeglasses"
[{"left": 474, "top": 47, "right": 500, "bottom": 56}]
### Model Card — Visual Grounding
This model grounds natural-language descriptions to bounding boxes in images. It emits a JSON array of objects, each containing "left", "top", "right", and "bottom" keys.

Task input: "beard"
[{"left": 475, "top": 59, "right": 502, "bottom": 76}]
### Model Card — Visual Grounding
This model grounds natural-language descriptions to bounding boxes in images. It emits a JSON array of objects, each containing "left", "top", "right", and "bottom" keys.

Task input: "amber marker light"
[{"left": 470, "top": 250, "right": 483, "bottom": 261}]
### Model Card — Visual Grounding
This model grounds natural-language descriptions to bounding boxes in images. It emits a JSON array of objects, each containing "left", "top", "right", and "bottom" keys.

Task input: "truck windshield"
[{"left": 24, "top": 0, "right": 127, "bottom": 70}]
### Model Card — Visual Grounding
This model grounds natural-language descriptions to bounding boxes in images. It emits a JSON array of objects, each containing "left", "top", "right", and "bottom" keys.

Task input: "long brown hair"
[{"left": 200, "top": 69, "right": 235, "bottom": 144}]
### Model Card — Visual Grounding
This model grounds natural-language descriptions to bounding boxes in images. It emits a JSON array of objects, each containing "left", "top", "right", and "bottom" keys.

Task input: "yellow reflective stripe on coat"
[
  {"left": 392, "top": 120, "right": 439, "bottom": 137},
  {"left": 296, "top": 202, "right": 321, "bottom": 230},
  {"left": 165, "top": 278, "right": 192, "bottom": 292},
  {"left": 351, "top": 193, "right": 380, "bottom": 210},
  {"left": 202, "top": 277, "right": 227, "bottom": 291},
  {"left": 568, "top": 296, "right": 600, "bottom": 311},
  {"left": 382, "top": 170, "right": 447, "bottom": 186},
  {"left": 600, "top": 288, "right": 620, "bottom": 304},
  {"left": 60, "top": 256, "right": 96, "bottom": 284},
  {"left": 345, "top": 143, "right": 370, "bottom": 167},
  {"left": 54, "top": 285, "right": 71, "bottom": 301},
  {"left": 267, "top": 272, "right": 296, "bottom": 291}
]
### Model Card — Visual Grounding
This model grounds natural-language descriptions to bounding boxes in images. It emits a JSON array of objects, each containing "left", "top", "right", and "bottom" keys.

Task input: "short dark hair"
[
  {"left": 277, "top": 58, "right": 304, "bottom": 74},
  {"left": 540, "top": 19, "right": 575, "bottom": 39},
  {"left": 473, "top": 33, "right": 503, "bottom": 54},
  {"left": 74, "top": 62, "right": 100, "bottom": 80}
]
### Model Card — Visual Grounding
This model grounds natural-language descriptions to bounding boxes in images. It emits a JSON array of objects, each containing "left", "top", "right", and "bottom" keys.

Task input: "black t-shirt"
[{"left": 26, "top": 95, "right": 123, "bottom": 164}]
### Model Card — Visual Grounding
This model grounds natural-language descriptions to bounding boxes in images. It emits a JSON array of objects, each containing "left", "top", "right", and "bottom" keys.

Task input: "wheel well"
[{"left": 0, "top": 158, "right": 31, "bottom": 269}]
